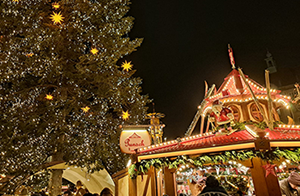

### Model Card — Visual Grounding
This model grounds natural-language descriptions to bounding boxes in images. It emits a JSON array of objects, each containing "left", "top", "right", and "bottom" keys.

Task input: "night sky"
[{"left": 124, "top": 0, "right": 300, "bottom": 140}]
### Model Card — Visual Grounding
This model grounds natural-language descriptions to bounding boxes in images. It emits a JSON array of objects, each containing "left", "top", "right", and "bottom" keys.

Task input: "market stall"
[{"left": 118, "top": 64, "right": 300, "bottom": 196}]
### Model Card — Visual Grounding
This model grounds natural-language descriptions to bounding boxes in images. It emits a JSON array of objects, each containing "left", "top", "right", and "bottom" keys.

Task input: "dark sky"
[{"left": 125, "top": 0, "right": 300, "bottom": 140}]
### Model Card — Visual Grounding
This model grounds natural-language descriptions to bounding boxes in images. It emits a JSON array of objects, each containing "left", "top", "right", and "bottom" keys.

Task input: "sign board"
[
  {"left": 255, "top": 138, "right": 271, "bottom": 151},
  {"left": 120, "top": 127, "right": 151, "bottom": 154}
]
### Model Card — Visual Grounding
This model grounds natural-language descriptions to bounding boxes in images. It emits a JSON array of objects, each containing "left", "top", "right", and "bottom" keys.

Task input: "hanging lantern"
[{"left": 119, "top": 126, "right": 151, "bottom": 154}]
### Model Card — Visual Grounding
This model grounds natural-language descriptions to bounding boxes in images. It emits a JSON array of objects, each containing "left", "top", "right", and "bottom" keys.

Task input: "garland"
[
  {"left": 128, "top": 148, "right": 300, "bottom": 178},
  {"left": 229, "top": 121, "right": 283, "bottom": 131}
]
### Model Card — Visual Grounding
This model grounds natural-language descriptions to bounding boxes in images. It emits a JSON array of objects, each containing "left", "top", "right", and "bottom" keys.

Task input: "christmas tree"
[{"left": 0, "top": 0, "right": 149, "bottom": 195}]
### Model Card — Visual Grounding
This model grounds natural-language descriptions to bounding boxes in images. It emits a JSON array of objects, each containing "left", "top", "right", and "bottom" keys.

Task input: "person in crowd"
[
  {"left": 100, "top": 188, "right": 113, "bottom": 196},
  {"left": 280, "top": 172, "right": 300, "bottom": 196},
  {"left": 198, "top": 175, "right": 228, "bottom": 196},
  {"left": 236, "top": 189, "right": 243, "bottom": 196},
  {"left": 63, "top": 190, "right": 73, "bottom": 196},
  {"left": 40, "top": 190, "right": 47, "bottom": 196},
  {"left": 82, "top": 193, "right": 93, "bottom": 196},
  {"left": 31, "top": 193, "right": 42, "bottom": 196},
  {"left": 75, "top": 181, "right": 86, "bottom": 196}
]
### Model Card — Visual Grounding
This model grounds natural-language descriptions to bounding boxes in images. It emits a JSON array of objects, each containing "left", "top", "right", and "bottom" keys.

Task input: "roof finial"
[
  {"left": 152, "top": 102, "right": 155, "bottom": 113},
  {"left": 228, "top": 44, "right": 236, "bottom": 69}
]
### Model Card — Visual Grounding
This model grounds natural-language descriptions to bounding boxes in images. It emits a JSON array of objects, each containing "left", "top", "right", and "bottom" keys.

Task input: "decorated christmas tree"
[{"left": 0, "top": 0, "right": 149, "bottom": 195}]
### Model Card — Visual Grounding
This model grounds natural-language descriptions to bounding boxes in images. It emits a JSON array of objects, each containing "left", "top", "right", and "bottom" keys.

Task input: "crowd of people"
[
  {"left": 32, "top": 172, "right": 300, "bottom": 196},
  {"left": 31, "top": 180, "right": 114, "bottom": 196},
  {"left": 61, "top": 180, "right": 113, "bottom": 196},
  {"left": 176, "top": 171, "right": 300, "bottom": 196}
]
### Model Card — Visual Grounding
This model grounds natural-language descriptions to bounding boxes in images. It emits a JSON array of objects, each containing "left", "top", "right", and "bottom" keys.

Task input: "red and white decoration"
[{"left": 120, "top": 128, "right": 151, "bottom": 154}]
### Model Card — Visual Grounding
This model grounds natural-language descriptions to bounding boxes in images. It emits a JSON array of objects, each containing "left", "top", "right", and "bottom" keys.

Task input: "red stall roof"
[{"left": 137, "top": 125, "right": 300, "bottom": 160}]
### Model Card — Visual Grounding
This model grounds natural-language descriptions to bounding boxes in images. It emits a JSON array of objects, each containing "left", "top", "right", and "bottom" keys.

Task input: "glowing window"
[
  {"left": 250, "top": 103, "right": 263, "bottom": 122},
  {"left": 229, "top": 105, "right": 240, "bottom": 122}
]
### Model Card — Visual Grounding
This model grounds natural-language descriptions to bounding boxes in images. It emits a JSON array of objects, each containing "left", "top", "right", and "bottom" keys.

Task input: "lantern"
[{"left": 120, "top": 126, "right": 151, "bottom": 154}]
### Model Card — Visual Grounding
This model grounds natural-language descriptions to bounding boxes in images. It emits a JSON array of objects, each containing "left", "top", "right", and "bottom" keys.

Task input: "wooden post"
[
  {"left": 200, "top": 115, "right": 205, "bottom": 134},
  {"left": 129, "top": 154, "right": 138, "bottom": 196},
  {"left": 150, "top": 167, "right": 157, "bottom": 196},
  {"left": 112, "top": 168, "right": 128, "bottom": 196},
  {"left": 265, "top": 70, "right": 274, "bottom": 130},
  {"left": 142, "top": 169, "right": 152, "bottom": 196},
  {"left": 164, "top": 167, "right": 176, "bottom": 196},
  {"left": 205, "top": 118, "right": 210, "bottom": 133},
  {"left": 129, "top": 177, "right": 137, "bottom": 196},
  {"left": 250, "top": 157, "right": 281, "bottom": 196},
  {"left": 113, "top": 178, "right": 119, "bottom": 196}
]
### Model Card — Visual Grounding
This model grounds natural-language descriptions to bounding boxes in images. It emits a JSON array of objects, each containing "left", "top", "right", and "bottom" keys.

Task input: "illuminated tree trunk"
[{"left": 48, "top": 152, "right": 64, "bottom": 196}]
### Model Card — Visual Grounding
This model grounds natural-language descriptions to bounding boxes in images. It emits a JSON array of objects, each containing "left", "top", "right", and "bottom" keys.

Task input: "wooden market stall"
[{"left": 114, "top": 48, "right": 300, "bottom": 196}]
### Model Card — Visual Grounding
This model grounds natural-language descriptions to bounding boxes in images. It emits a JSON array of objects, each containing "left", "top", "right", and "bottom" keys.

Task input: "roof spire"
[
  {"left": 228, "top": 44, "right": 236, "bottom": 69},
  {"left": 152, "top": 102, "right": 155, "bottom": 113}
]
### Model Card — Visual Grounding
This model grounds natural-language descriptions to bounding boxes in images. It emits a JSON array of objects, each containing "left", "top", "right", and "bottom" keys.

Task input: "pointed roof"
[
  {"left": 203, "top": 68, "right": 291, "bottom": 112},
  {"left": 212, "top": 69, "right": 278, "bottom": 97}
]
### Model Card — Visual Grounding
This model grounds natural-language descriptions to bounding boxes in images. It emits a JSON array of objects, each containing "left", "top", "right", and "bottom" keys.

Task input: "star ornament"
[
  {"left": 82, "top": 106, "right": 90, "bottom": 113},
  {"left": 121, "top": 60, "right": 133, "bottom": 72},
  {"left": 50, "top": 12, "right": 64, "bottom": 25},
  {"left": 122, "top": 110, "right": 130, "bottom": 120},
  {"left": 90, "top": 48, "right": 99, "bottom": 55},
  {"left": 262, "top": 163, "right": 277, "bottom": 177},
  {"left": 45, "top": 94, "right": 53, "bottom": 100},
  {"left": 52, "top": 2, "right": 60, "bottom": 9},
  {"left": 26, "top": 53, "right": 34, "bottom": 57}
]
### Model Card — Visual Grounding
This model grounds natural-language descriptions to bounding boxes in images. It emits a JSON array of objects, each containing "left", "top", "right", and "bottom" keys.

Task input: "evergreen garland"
[{"left": 129, "top": 148, "right": 300, "bottom": 178}]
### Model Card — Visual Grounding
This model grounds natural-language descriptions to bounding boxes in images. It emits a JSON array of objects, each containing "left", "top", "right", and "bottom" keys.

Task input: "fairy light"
[{"left": 0, "top": 0, "right": 149, "bottom": 193}]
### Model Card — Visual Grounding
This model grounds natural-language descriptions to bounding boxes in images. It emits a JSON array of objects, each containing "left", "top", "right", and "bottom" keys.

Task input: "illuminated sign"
[{"left": 120, "top": 127, "right": 151, "bottom": 154}]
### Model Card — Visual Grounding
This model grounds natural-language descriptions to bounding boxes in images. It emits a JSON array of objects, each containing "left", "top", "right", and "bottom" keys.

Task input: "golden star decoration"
[
  {"left": 50, "top": 12, "right": 64, "bottom": 25},
  {"left": 45, "top": 94, "right": 53, "bottom": 100},
  {"left": 121, "top": 60, "right": 133, "bottom": 72},
  {"left": 90, "top": 48, "right": 99, "bottom": 55},
  {"left": 262, "top": 163, "right": 277, "bottom": 177},
  {"left": 82, "top": 106, "right": 90, "bottom": 113},
  {"left": 122, "top": 110, "right": 130, "bottom": 120},
  {"left": 12, "top": 0, "right": 19, "bottom": 2},
  {"left": 26, "top": 53, "right": 34, "bottom": 57},
  {"left": 52, "top": 2, "right": 60, "bottom": 9}
]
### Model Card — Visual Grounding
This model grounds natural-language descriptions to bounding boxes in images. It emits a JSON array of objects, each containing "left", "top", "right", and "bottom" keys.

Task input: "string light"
[{"left": 0, "top": 0, "right": 149, "bottom": 193}]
